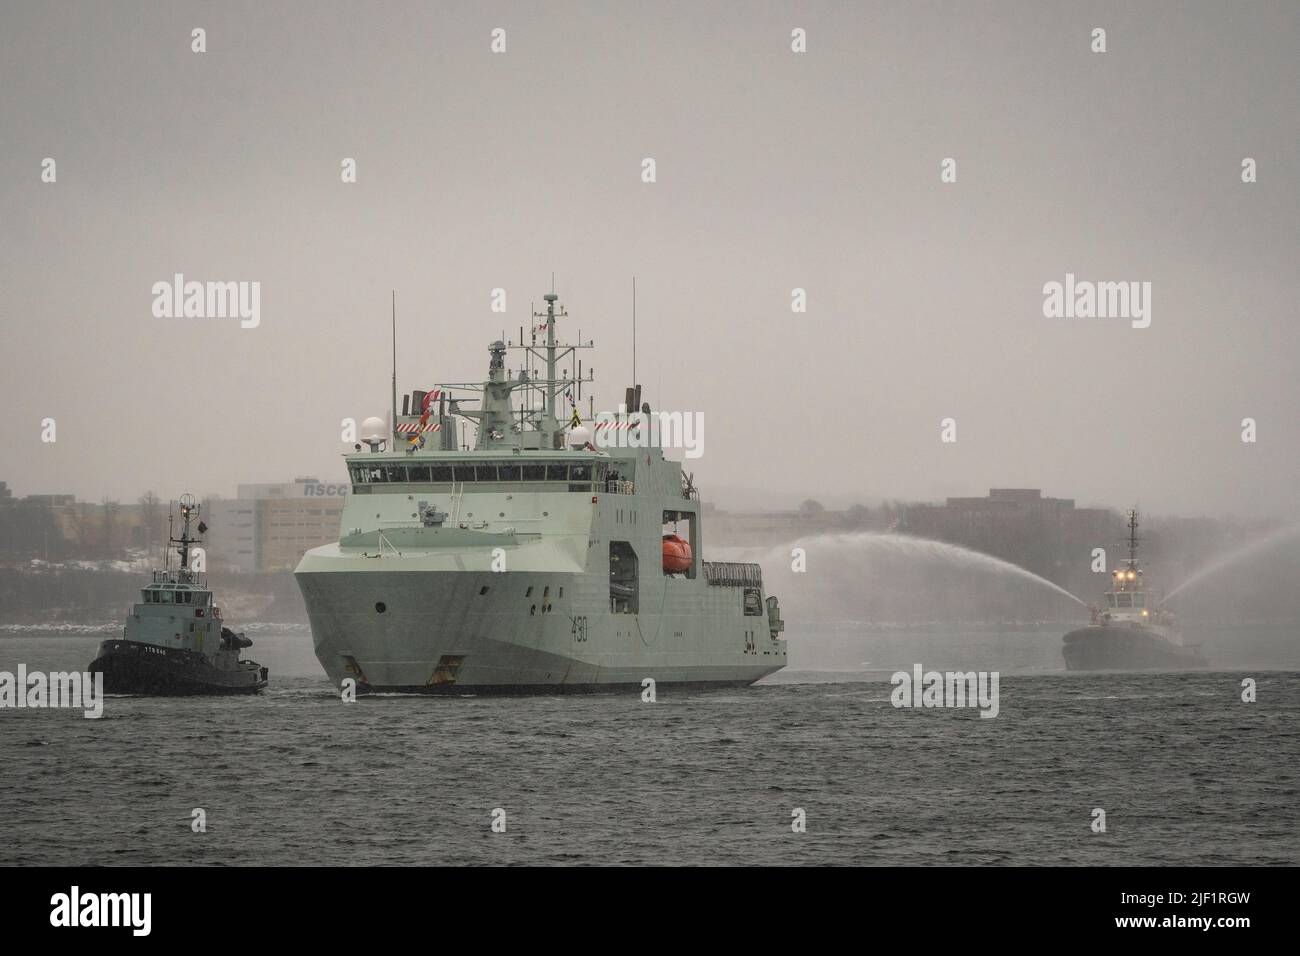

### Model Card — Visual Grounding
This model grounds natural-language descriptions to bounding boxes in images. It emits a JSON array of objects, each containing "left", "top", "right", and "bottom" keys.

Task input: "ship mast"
[
  {"left": 1126, "top": 509, "right": 1140, "bottom": 564},
  {"left": 540, "top": 292, "right": 559, "bottom": 448},
  {"left": 171, "top": 493, "right": 201, "bottom": 577}
]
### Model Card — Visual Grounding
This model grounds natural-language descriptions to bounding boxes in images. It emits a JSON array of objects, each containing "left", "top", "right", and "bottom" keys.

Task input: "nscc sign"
[{"left": 301, "top": 483, "right": 348, "bottom": 497}]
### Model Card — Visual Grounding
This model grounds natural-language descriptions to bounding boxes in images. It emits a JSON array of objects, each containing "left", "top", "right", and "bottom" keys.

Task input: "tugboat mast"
[
  {"left": 1126, "top": 509, "right": 1140, "bottom": 566},
  {"left": 170, "top": 494, "right": 203, "bottom": 579}
]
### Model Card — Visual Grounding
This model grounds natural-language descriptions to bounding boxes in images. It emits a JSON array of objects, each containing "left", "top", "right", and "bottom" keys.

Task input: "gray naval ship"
[
  {"left": 295, "top": 292, "right": 788, "bottom": 693},
  {"left": 1062, "top": 510, "right": 1207, "bottom": 671},
  {"left": 89, "top": 495, "right": 269, "bottom": 694}
]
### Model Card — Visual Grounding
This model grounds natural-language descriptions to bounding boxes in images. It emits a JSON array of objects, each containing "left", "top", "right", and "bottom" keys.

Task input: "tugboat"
[
  {"left": 89, "top": 495, "right": 268, "bottom": 694},
  {"left": 1062, "top": 510, "right": 1207, "bottom": 670}
]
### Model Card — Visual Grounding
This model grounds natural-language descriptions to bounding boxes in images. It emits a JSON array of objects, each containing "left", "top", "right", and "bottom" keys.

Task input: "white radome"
[
  {"left": 361, "top": 416, "right": 388, "bottom": 442},
  {"left": 568, "top": 424, "right": 592, "bottom": 448}
]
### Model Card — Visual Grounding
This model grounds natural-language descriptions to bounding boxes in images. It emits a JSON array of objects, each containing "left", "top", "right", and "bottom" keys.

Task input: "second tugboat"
[
  {"left": 89, "top": 495, "right": 269, "bottom": 695},
  {"left": 1062, "top": 510, "right": 1207, "bottom": 671}
]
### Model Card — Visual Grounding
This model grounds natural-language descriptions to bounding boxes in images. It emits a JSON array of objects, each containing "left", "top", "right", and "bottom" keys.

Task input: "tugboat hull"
[
  {"left": 89, "top": 639, "right": 268, "bottom": 695},
  {"left": 1062, "top": 626, "right": 1207, "bottom": 671}
]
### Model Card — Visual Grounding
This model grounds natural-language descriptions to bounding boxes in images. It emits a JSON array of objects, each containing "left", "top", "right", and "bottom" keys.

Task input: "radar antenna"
[{"left": 1126, "top": 509, "right": 1140, "bottom": 564}]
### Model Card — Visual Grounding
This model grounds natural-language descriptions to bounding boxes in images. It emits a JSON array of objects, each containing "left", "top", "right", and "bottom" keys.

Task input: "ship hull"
[
  {"left": 295, "top": 560, "right": 786, "bottom": 694},
  {"left": 1062, "top": 626, "right": 1207, "bottom": 671},
  {"left": 89, "top": 639, "right": 268, "bottom": 695}
]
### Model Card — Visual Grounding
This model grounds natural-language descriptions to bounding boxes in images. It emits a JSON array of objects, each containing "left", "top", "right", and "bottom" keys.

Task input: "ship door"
[{"left": 609, "top": 541, "right": 639, "bottom": 614}]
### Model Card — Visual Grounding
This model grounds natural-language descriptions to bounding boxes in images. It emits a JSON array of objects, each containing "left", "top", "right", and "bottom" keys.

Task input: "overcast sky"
[{"left": 2, "top": 1, "right": 1297, "bottom": 519}]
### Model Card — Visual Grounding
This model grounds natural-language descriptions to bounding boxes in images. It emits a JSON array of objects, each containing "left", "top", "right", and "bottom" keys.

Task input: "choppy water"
[{"left": 1, "top": 629, "right": 1297, "bottom": 866}]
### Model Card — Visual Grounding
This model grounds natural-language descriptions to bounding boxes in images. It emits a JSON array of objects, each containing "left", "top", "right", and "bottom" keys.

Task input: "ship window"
[
  {"left": 570, "top": 464, "right": 591, "bottom": 481},
  {"left": 161, "top": 590, "right": 174, "bottom": 604},
  {"left": 546, "top": 464, "right": 568, "bottom": 481},
  {"left": 430, "top": 465, "right": 454, "bottom": 482},
  {"left": 1106, "top": 594, "right": 1117, "bottom": 608},
  {"left": 364, "top": 466, "right": 386, "bottom": 483},
  {"left": 384, "top": 465, "right": 407, "bottom": 483},
  {"left": 479, "top": 586, "right": 490, "bottom": 595},
  {"left": 558, "top": 587, "right": 563, "bottom": 598},
  {"left": 1116, "top": 593, "right": 1133, "bottom": 608},
  {"left": 497, "top": 464, "right": 522, "bottom": 481},
  {"left": 1132, "top": 593, "right": 1145, "bottom": 607},
  {"left": 375, "top": 602, "right": 386, "bottom": 613},
  {"left": 408, "top": 465, "right": 432, "bottom": 482},
  {"left": 351, "top": 466, "right": 370, "bottom": 484},
  {"left": 475, "top": 465, "right": 498, "bottom": 481},
  {"left": 526, "top": 586, "right": 533, "bottom": 597},
  {"left": 522, "top": 464, "right": 546, "bottom": 481}
]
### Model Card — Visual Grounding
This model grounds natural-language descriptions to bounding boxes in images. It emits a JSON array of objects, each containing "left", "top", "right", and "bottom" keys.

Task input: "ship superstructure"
[
  {"left": 295, "top": 292, "right": 788, "bottom": 693},
  {"left": 1062, "top": 510, "right": 1206, "bottom": 670}
]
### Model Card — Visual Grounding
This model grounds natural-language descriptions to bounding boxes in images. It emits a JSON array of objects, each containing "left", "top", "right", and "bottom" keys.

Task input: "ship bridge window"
[
  {"left": 1106, "top": 594, "right": 1117, "bottom": 608},
  {"left": 1116, "top": 593, "right": 1133, "bottom": 608},
  {"left": 1131, "top": 593, "right": 1145, "bottom": 607},
  {"left": 352, "top": 460, "right": 606, "bottom": 485}
]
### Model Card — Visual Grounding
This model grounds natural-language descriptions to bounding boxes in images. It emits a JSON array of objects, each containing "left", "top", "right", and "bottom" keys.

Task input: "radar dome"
[
  {"left": 361, "top": 416, "right": 388, "bottom": 442},
  {"left": 568, "top": 424, "right": 592, "bottom": 449}
]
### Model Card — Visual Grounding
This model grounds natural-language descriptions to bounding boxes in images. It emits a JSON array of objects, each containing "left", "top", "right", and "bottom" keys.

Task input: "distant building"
[
  {"left": 903, "top": 488, "right": 1117, "bottom": 589},
  {"left": 205, "top": 477, "right": 347, "bottom": 573}
]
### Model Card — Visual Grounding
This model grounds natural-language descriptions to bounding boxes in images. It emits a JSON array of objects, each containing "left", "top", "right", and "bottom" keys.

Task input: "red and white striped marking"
[
  {"left": 396, "top": 422, "right": 442, "bottom": 433},
  {"left": 594, "top": 420, "right": 641, "bottom": 431}
]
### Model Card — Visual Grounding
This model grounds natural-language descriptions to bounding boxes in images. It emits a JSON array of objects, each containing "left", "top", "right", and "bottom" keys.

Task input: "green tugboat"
[
  {"left": 89, "top": 495, "right": 268, "bottom": 695},
  {"left": 1062, "top": 510, "right": 1207, "bottom": 671}
]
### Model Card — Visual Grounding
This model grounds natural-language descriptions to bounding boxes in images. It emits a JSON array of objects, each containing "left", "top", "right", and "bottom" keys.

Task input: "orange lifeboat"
[{"left": 662, "top": 534, "right": 693, "bottom": 574}]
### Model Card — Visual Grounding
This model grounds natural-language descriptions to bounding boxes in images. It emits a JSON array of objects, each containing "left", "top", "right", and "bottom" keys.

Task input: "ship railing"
[
  {"left": 375, "top": 517, "right": 549, "bottom": 530},
  {"left": 605, "top": 479, "right": 635, "bottom": 495}
]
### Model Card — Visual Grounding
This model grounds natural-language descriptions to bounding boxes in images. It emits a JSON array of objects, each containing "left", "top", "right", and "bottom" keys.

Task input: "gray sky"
[{"left": 2, "top": 1, "right": 1297, "bottom": 518}]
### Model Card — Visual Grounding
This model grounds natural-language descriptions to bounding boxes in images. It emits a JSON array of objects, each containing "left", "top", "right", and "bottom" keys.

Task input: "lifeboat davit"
[{"left": 662, "top": 534, "right": 693, "bottom": 574}]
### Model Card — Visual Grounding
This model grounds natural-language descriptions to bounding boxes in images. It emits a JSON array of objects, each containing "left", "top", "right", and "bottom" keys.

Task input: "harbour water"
[{"left": 1, "top": 627, "right": 1296, "bottom": 866}]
